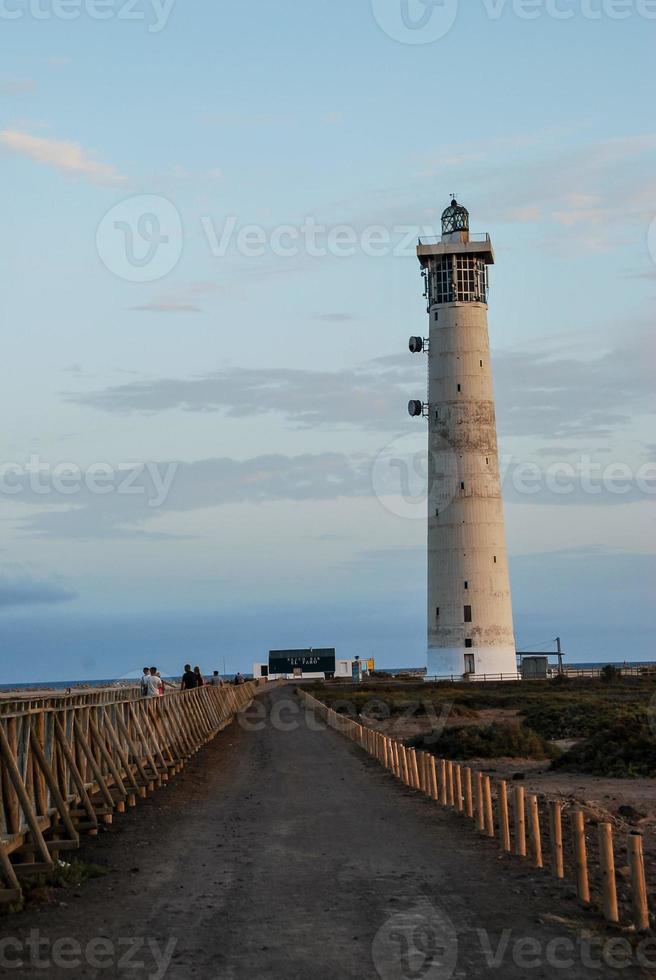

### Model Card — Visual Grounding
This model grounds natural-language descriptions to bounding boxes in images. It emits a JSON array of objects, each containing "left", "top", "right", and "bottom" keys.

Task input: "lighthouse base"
[{"left": 427, "top": 645, "right": 519, "bottom": 682}]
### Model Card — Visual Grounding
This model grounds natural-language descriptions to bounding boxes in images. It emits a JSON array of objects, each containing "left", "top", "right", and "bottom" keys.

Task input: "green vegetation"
[
  {"left": 311, "top": 676, "right": 656, "bottom": 777},
  {"left": 552, "top": 713, "right": 656, "bottom": 778},
  {"left": 408, "top": 722, "right": 560, "bottom": 761}
]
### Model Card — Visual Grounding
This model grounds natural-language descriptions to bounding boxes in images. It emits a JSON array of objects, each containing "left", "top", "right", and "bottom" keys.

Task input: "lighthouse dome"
[{"left": 441, "top": 199, "right": 469, "bottom": 235}]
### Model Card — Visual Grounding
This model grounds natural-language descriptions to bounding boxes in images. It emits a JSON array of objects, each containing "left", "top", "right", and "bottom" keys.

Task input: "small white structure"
[
  {"left": 410, "top": 200, "right": 518, "bottom": 681},
  {"left": 252, "top": 651, "right": 365, "bottom": 681}
]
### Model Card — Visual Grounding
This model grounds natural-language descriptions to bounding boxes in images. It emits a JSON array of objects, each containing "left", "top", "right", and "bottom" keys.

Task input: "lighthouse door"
[{"left": 464, "top": 654, "right": 475, "bottom": 676}]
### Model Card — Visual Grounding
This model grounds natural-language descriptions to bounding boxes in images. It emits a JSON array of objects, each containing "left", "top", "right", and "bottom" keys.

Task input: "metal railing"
[{"left": 418, "top": 233, "right": 491, "bottom": 246}]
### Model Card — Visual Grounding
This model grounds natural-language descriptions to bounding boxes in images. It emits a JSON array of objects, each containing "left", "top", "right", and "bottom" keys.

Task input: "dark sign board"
[{"left": 269, "top": 649, "right": 336, "bottom": 675}]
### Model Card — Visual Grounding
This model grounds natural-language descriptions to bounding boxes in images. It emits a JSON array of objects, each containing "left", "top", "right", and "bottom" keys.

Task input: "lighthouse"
[{"left": 409, "top": 200, "right": 517, "bottom": 681}]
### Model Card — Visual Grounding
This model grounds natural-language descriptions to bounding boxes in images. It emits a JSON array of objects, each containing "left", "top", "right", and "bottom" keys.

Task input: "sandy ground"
[
  {"left": 1, "top": 687, "right": 651, "bottom": 979},
  {"left": 365, "top": 707, "right": 656, "bottom": 893}
]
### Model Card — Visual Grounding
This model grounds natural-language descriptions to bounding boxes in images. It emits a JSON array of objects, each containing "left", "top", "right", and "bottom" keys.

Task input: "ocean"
[{"left": 1, "top": 661, "right": 654, "bottom": 692}]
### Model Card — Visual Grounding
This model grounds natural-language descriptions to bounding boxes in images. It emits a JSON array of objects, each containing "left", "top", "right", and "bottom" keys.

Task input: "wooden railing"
[
  {"left": 299, "top": 688, "right": 653, "bottom": 934},
  {"left": 0, "top": 687, "right": 144, "bottom": 717},
  {"left": 0, "top": 682, "right": 261, "bottom": 903}
]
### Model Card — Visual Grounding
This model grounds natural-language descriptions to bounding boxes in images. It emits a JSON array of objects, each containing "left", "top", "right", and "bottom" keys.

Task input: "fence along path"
[
  {"left": 299, "top": 688, "right": 653, "bottom": 934},
  {"left": 0, "top": 682, "right": 260, "bottom": 903}
]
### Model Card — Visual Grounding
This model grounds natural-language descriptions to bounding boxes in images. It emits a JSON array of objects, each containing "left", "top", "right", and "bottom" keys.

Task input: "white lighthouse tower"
[{"left": 409, "top": 200, "right": 518, "bottom": 681}]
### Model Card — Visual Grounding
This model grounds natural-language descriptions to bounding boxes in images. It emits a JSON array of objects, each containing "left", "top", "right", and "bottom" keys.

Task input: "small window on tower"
[
  {"left": 461, "top": 482, "right": 465, "bottom": 491},
  {"left": 457, "top": 384, "right": 462, "bottom": 392},
  {"left": 480, "top": 360, "right": 483, "bottom": 368},
  {"left": 464, "top": 581, "right": 469, "bottom": 590},
  {"left": 434, "top": 312, "right": 439, "bottom": 321},
  {"left": 435, "top": 509, "right": 439, "bottom": 518},
  {"left": 494, "top": 556, "right": 497, "bottom": 564},
  {"left": 464, "top": 605, "right": 472, "bottom": 623},
  {"left": 465, "top": 639, "right": 473, "bottom": 649},
  {"left": 436, "top": 608, "right": 440, "bottom": 621}
]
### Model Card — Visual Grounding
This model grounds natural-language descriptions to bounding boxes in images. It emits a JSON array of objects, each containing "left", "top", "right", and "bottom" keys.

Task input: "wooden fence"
[
  {"left": 0, "top": 682, "right": 260, "bottom": 903},
  {"left": 299, "top": 688, "right": 653, "bottom": 934}
]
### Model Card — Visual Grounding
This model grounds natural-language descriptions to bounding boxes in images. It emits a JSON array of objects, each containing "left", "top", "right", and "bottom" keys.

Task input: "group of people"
[
  {"left": 140, "top": 666, "right": 165, "bottom": 698},
  {"left": 180, "top": 665, "right": 246, "bottom": 689},
  {"left": 140, "top": 664, "right": 247, "bottom": 698}
]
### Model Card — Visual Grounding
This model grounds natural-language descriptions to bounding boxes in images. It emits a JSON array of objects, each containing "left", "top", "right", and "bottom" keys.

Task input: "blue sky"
[{"left": 0, "top": 0, "right": 654, "bottom": 682}]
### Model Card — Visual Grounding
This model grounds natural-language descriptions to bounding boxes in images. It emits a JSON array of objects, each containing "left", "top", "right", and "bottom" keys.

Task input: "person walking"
[
  {"left": 140, "top": 667, "right": 150, "bottom": 697},
  {"left": 146, "top": 667, "right": 163, "bottom": 698},
  {"left": 210, "top": 670, "right": 223, "bottom": 687},
  {"left": 194, "top": 666, "right": 205, "bottom": 687},
  {"left": 181, "top": 664, "right": 197, "bottom": 691}
]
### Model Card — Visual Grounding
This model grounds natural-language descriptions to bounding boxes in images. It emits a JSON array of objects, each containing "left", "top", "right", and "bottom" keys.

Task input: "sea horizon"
[{"left": 2, "top": 659, "right": 655, "bottom": 693}]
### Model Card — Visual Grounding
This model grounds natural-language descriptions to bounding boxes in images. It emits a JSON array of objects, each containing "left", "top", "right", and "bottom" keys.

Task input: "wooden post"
[
  {"left": 548, "top": 800, "right": 564, "bottom": 879},
  {"left": 463, "top": 767, "right": 473, "bottom": 819},
  {"left": 571, "top": 809, "right": 590, "bottom": 905},
  {"left": 498, "top": 781, "right": 511, "bottom": 852},
  {"left": 483, "top": 776, "right": 495, "bottom": 838},
  {"left": 527, "top": 795, "right": 543, "bottom": 868},
  {"left": 399, "top": 745, "right": 409, "bottom": 785},
  {"left": 454, "top": 765, "right": 463, "bottom": 813},
  {"left": 598, "top": 823, "right": 619, "bottom": 925},
  {"left": 410, "top": 750, "right": 420, "bottom": 790},
  {"left": 439, "top": 760, "right": 448, "bottom": 806},
  {"left": 446, "top": 762, "right": 455, "bottom": 807},
  {"left": 475, "top": 771, "right": 485, "bottom": 832},
  {"left": 429, "top": 756, "right": 438, "bottom": 801},
  {"left": 514, "top": 785, "right": 526, "bottom": 858},
  {"left": 628, "top": 833, "right": 650, "bottom": 932}
]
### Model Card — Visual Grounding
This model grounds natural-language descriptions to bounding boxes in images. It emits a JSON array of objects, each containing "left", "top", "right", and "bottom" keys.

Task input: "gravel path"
[{"left": 4, "top": 686, "right": 645, "bottom": 979}]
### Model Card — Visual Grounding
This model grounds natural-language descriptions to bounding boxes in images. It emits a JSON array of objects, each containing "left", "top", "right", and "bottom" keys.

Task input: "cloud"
[
  {"left": 67, "top": 321, "right": 653, "bottom": 440},
  {"left": 10, "top": 454, "right": 373, "bottom": 539},
  {"left": 0, "top": 573, "right": 77, "bottom": 608},
  {"left": 494, "top": 324, "right": 654, "bottom": 439},
  {"left": 130, "top": 303, "right": 204, "bottom": 314},
  {"left": 0, "top": 129, "right": 126, "bottom": 186},
  {"left": 0, "top": 78, "right": 36, "bottom": 96},
  {"left": 66, "top": 358, "right": 421, "bottom": 429},
  {"left": 313, "top": 313, "right": 359, "bottom": 323}
]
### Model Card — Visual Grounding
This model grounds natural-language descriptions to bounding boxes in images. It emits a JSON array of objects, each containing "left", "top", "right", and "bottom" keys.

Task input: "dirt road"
[{"left": 4, "top": 687, "right": 645, "bottom": 979}]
